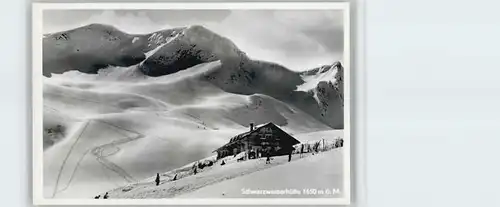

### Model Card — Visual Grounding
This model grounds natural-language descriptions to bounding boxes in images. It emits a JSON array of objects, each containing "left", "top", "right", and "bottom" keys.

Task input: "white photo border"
[{"left": 32, "top": 2, "right": 351, "bottom": 205}]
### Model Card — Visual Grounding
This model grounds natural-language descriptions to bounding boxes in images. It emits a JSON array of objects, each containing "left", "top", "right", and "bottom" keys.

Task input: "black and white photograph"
[{"left": 32, "top": 2, "right": 351, "bottom": 205}]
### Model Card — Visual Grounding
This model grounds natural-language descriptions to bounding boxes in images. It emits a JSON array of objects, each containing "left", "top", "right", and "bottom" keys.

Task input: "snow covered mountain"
[
  {"left": 41, "top": 24, "right": 345, "bottom": 198},
  {"left": 43, "top": 24, "right": 146, "bottom": 76},
  {"left": 43, "top": 23, "right": 344, "bottom": 128},
  {"left": 297, "top": 61, "right": 344, "bottom": 124},
  {"left": 139, "top": 25, "right": 242, "bottom": 76},
  {"left": 297, "top": 61, "right": 342, "bottom": 92},
  {"left": 43, "top": 24, "right": 241, "bottom": 77}
]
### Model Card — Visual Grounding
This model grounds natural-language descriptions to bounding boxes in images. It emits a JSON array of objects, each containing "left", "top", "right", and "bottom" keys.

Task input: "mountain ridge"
[{"left": 42, "top": 23, "right": 344, "bottom": 129}]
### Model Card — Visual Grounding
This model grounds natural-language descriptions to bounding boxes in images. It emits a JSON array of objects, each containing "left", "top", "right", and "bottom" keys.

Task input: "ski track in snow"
[
  {"left": 51, "top": 121, "right": 90, "bottom": 198},
  {"left": 51, "top": 119, "right": 146, "bottom": 198},
  {"left": 89, "top": 120, "right": 144, "bottom": 183}
]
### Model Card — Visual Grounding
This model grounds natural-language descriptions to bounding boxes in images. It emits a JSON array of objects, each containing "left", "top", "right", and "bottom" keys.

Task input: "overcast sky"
[{"left": 43, "top": 9, "right": 344, "bottom": 71}]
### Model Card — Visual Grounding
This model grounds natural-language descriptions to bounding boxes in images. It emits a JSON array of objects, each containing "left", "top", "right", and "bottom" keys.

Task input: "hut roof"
[{"left": 213, "top": 122, "right": 300, "bottom": 152}]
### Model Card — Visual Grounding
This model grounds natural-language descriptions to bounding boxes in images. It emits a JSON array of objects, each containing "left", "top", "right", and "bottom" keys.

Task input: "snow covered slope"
[
  {"left": 179, "top": 148, "right": 344, "bottom": 198},
  {"left": 102, "top": 144, "right": 343, "bottom": 199},
  {"left": 43, "top": 61, "right": 334, "bottom": 198}
]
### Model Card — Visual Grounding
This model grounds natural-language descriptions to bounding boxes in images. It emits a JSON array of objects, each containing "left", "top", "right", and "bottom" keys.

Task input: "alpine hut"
[{"left": 213, "top": 122, "right": 300, "bottom": 160}]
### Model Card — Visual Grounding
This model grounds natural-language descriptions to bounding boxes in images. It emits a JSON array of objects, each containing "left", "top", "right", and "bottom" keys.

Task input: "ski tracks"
[
  {"left": 51, "top": 119, "right": 145, "bottom": 197},
  {"left": 51, "top": 121, "right": 90, "bottom": 198},
  {"left": 90, "top": 120, "right": 145, "bottom": 184}
]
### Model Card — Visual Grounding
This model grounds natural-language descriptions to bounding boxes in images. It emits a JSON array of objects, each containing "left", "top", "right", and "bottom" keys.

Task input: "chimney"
[{"left": 250, "top": 123, "right": 254, "bottom": 131}]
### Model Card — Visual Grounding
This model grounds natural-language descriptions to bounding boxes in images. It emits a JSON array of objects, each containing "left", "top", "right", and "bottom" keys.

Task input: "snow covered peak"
[
  {"left": 138, "top": 25, "right": 245, "bottom": 76},
  {"left": 43, "top": 23, "right": 246, "bottom": 77},
  {"left": 142, "top": 25, "right": 241, "bottom": 57},
  {"left": 296, "top": 61, "right": 342, "bottom": 92},
  {"left": 145, "top": 27, "right": 185, "bottom": 49},
  {"left": 43, "top": 23, "right": 146, "bottom": 77},
  {"left": 45, "top": 23, "right": 130, "bottom": 44},
  {"left": 180, "top": 25, "right": 242, "bottom": 58},
  {"left": 299, "top": 61, "right": 342, "bottom": 76}
]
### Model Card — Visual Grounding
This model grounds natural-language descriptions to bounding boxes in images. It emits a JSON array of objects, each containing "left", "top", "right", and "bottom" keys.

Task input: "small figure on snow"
[
  {"left": 265, "top": 150, "right": 271, "bottom": 164},
  {"left": 221, "top": 160, "right": 226, "bottom": 166},
  {"left": 266, "top": 147, "right": 274, "bottom": 164},
  {"left": 155, "top": 173, "right": 160, "bottom": 186},
  {"left": 288, "top": 151, "right": 292, "bottom": 162},
  {"left": 194, "top": 167, "right": 198, "bottom": 175},
  {"left": 300, "top": 144, "right": 304, "bottom": 158},
  {"left": 173, "top": 174, "right": 178, "bottom": 181},
  {"left": 103, "top": 192, "right": 109, "bottom": 199},
  {"left": 94, "top": 195, "right": 100, "bottom": 199}
]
